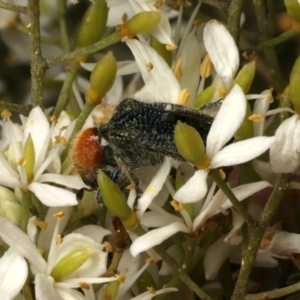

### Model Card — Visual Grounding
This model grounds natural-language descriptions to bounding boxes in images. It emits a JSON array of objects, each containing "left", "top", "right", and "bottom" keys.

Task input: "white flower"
[
  {"left": 0, "top": 214, "right": 115, "bottom": 300},
  {"left": 173, "top": 84, "right": 275, "bottom": 204},
  {"left": 0, "top": 107, "right": 87, "bottom": 207},
  {"left": 270, "top": 114, "right": 300, "bottom": 173}
]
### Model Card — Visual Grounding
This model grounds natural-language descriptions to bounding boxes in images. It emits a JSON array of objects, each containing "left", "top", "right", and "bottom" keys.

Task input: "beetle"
[{"left": 71, "top": 98, "right": 214, "bottom": 200}]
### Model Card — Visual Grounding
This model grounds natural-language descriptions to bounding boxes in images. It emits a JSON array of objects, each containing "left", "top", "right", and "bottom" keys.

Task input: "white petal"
[
  {"left": 130, "top": 222, "right": 189, "bottom": 257},
  {"left": 270, "top": 115, "right": 300, "bottom": 173},
  {"left": 28, "top": 182, "right": 78, "bottom": 207},
  {"left": 0, "top": 249, "right": 27, "bottom": 300},
  {"left": 0, "top": 217, "right": 47, "bottom": 274},
  {"left": 72, "top": 225, "right": 111, "bottom": 244},
  {"left": 265, "top": 232, "right": 300, "bottom": 258},
  {"left": 204, "top": 236, "right": 232, "bottom": 280},
  {"left": 173, "top": 170, "right": 208, "bottom": 204},
  {"left": 130, "top": 287, "right": 178, "bottom": 300},
  {"left": 252, "top": 90, "right": 271, "bottom": 136},
  {"left": 206, "top": 84, "right": 246, "bottom": 157},
  {"left": 55, "top": 287, "right": 85, "bottom": 300},
  {"left": 38, "top": 173, "right": 88, "bottom": 189},
  {"left": 221, "top": 181, "right": 272, "bottom": 211},
  {"left": 203, "top": 20, "right": 239, "bottom": 90},
  {"left": 211, "top": 136, "right": 275, "bottom": 168},
  {"left": 252, "top": 159, "right": 278, "bottom": 185},
  {"left": 125, "top": 39, "right": 181, "bottom": 103},
  {"left": 23, "top": 106, "right": 50, "bottom": 162},
  {"left": 137, "top": 157, "right": 173, "bottom": 217},
  {"left": 224, "top": 209, "right": 244, "bottom": 245},
  {"left": 35, "top": 274, "right": 63, "bottom": 300}
]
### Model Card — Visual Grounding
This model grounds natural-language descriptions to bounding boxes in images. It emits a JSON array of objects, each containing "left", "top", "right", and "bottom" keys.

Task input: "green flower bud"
[
  {"left": 23, "top": 134, "right": 35, "bottom": 183},
  {"left": 76, "top": 0, "right": 108, "bottom": 49},
  {"left": 284, "top": 0, "right": 300, "bottom": 30},
  {"left": 51, "top": 249, "right": 94, "bottom": 281},
  {"left": 0, "top": 187, "right": 22, "bottom": 226},
  {"left": 137, "top": 270, "right": 157, "bottom": 293},
  {"left": 97, "top": 170, "right": 139, "bottom": 230},
  {"left": 174, "top": 121, "right": 210, "bottom": 170},
  {"left": 150, "top": 36, "right": 172, "bottom": 67},
  {"left": 101, "top": 280, "right": 120, "bottom": 300},
  {"left": 234, "top": 61, "right": 256, "bottom": 94},
  {"left": 116, "top": 11, "right": 161, "bottom": 39},
  {"left": 192, "top": 85, "right": 216, "bottom": 109},
  {"left": 289, "top": 55, "right": 300, "bottom": 113},
  {"left": 235, "top": 102, "right": 254, "bottom": 141},
  {"left": 85, "top": 52, "right": 117, "bottom": 105}
]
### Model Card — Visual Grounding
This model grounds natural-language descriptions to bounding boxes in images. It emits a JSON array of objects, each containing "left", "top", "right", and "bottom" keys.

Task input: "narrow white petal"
[
  {"left": 38, "top": 173, "right": 88, "bottom": 189},
  {"left": 253, "top": 90, "right": 271, "bottom": 136},
  {"left": 204, "top": 236, "right": 232, "bottom": 280},
  {"left": 221, "top": 181, "right": 272, "bottom": 211},
  {"left": 35, "top": 274, "right": 63, "bottom": 300},
  {"left": 0, "top": 217, "right": 47, "bottom": 274},
  {"left": 252, "top": 160, "right": 278, "bottom": 185},
  {"left": 125, "top": 39, "right": 181, "bottom": 103},
  {"left": 266, "top": 232, "right": 300, "bottom": 258},
  {"left": 0, "top": 249, "right": 27, "bottom": 300},
  {"left": 211, "top": 136, "right": 275, "bottom": 168},
  {"left": 137, "top": 157, "right": 173, "bottom": 217},
  {"left": 130, "top": 223, "right": 189, "bottom": 257},
  {"left": 130, "top": 288, "right": 178, "bottom": 300},
  {"left": 206, "top": 85, "right": 246, "bottom": 157},
  {"left": 173, "top": 170, "right": 208, "bottom": 204},
  {"left": 203, "top": 20, "right": 239, "bottom": 90},
  {"left": 72, "top": 225, "right": 111, "bottom": 244},
  {"left": 270, "top": 115, "right": 300, "bottom": 173},
  {"left": 28, "top": 182, "right": 78, "bottom": 207},
  {"left": 23, "top": 106, "right": 50, "bottom": 162}
]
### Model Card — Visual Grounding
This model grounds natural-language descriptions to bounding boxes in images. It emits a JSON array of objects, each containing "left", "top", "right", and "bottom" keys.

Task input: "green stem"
[
  {"left": 53, "top": 68, "right": 78, "bottom": 118},
  {"left": 245, "top": 280, "right": 300, "bottom": 299},
  {"left": 231, "top": 174, "right": 290, "bottom": 300},
  {"left": 227, "top": 0, "right": 243, "bottom": 43},
  {"left": 61, "top": 102, "right": 97, "bottom": 162},
  {"left": 0, "top": 101, "right": 32, "bottom": 115},
  {"left": 20, "top": 190, "right": 31, "bottom": 233},
  {"left": 253, "top": 28, "right": 298, "bottom": 52},
  {"left": 27, "top": 0, "right": 44, "bottom": 107},
  {"left": 0, "top": 0, "right": 27, "bottom": 14},
  {"left": 43, "top": 31, "right": 121, "bottom": 68},
  {"left": 209, "top": 170, "right": 255, "bottom": 227},
  {"left": 134, "top": 225, "right": 213, "bottom": 300}
]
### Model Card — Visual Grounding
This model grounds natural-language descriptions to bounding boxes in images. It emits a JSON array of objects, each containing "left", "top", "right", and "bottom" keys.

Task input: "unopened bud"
[
  {"left": 289, "top": 55, "right": 300, "bottom": 113},
  {"left": 51, "top": 249, "right": 94, "bottom": 281},
  {"left": 193, "top": 85, "right": 215, "bottom": 109},
  {"left": 23, "top": 134, "right": 35, "bottom": 183},
  {"left": 116, "top": 11, "right": 161, "bottom": 39},
  {"left": 174, "top": 121, "right": 210, "bottom": 170},
  {"left": 284, "top": 0, "right": 300, "bottom": 30},
  {"left": 102, "top": 280, "right": 120, "bottom": 300},
  {"left": 76, "top": 0, "right": 108, "bottom": 49},
  {"left": 234, "top": 61, "right": 256, "bottom": 94},
  {"left": 97, "top": 171, "right": 139, "bottom": 230},
  {"left": 85, "top": 52, "right": 117, "bottom": 105}
]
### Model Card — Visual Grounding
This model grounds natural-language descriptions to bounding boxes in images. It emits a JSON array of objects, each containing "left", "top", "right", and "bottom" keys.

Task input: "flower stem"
[
  {"left": 23, "top": 278, "right": 34, "bottom": 300},
  {"left": 231, "top": 173, "right": 290, "bottom": 300},
  {"left": 43, "top": 31, "right": 121, "bottom": 68},
  {"left": 0, "top": 101, "right": 32, "bottom": 115},
  {"left": 27, "top": 0, "right": 44, "bottom": 107},
  {"left": 0, "top": 0, "right": 26, "bottom": 14},
  {"left": 227, "top": 0, "right": 243, "bottom": 43},
  {"left": 209, "top": 170, "right": 255, "bottom": 227},
  {"left": 20, "top": 190, "right": 31, "bottom": 233}
]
